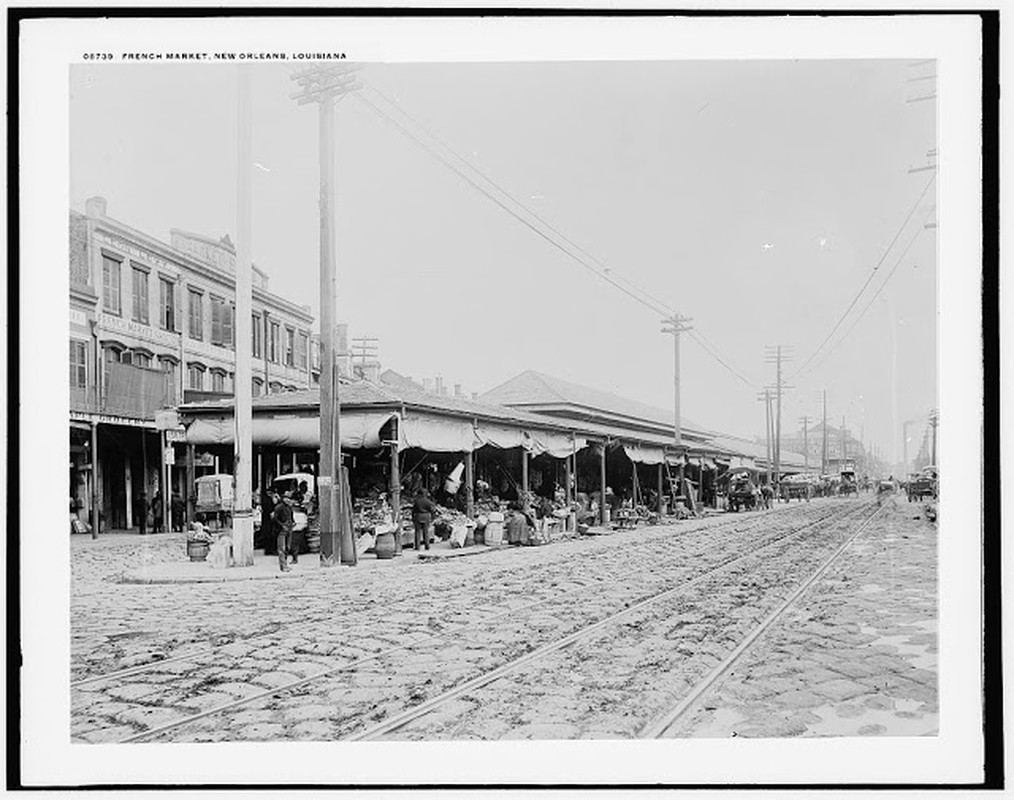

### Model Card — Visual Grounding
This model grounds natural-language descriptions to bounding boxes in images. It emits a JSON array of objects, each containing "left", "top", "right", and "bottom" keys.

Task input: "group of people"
[{"left": 132, "top": 489, "right": 186, "bottom": 535}]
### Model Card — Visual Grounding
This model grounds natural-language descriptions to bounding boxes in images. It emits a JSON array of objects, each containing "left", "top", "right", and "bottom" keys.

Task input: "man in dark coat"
[
  {"left": 170, "top": 490, "right": 185, "bottom": 532},
  {"left": 271, "top": 490, "right": 294, "bottom": 571},
  {"left": 133, "top": 491, "right": 147, "bottom": 536},
  {"left": 411, "top": 488, "right": 436, "bottom": 551}
]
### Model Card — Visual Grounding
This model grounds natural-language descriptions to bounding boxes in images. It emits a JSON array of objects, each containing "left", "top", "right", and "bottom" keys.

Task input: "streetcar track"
[
  {"left": 341, "top": 501, "right": 876, "bottom": 741},
  {"left": 71, "top": 502, "right": 811, "bottom": 689},
  {"left": 77, "top": 500, "right": 869, "bottom": 743},
  {"left": 640, "top": 501, "right": 886, "bottom": 738}
]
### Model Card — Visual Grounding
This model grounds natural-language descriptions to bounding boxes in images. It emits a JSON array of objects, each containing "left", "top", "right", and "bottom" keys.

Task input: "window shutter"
[
  {"left": 174, "top": 282, "right": 183, "bottom": 333},
  {"left": 226, "top": 303, "right": 235, "bottom": 348}
]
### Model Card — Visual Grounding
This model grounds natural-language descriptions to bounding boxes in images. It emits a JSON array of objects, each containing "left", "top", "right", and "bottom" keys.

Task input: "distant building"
[
  {"left": 780, "top": 421, "right": 868, "bottom": 475},
  {"left": 69, "top": 196, "right": 315, "bottom": 532}
]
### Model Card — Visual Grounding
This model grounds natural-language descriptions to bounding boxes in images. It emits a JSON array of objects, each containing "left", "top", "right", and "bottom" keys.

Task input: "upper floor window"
[
  {"left": 69, "top": 340, "right": 87, "bottom": 389},
  {"left": 133, "top": 351, "right": 152, "bottom": 369},
  {"left": 285, "top": 327, "right": 295, "bottom": 367},
  {"left": 268, "top": 321, "right": 280, "bottom": 363},
  {"left": 188, "top": 288, "right": 203, "bottom": 340},
  {"left": 131, "top": 267, "right": 149, "bottom": 324},
  {"left": 296, "top": 331, "right": 309, "bottom": 369},
  {"left": 269, "top": 381, "right": 282, "bottom": 395},
  {"left": 252, "top": 313, "right": 262, "bottom": 358},
  {"left": 252, "top": 378, "right": 263, "bottom": 397},
  {"left": 102, "top": 254, "right": 121, "bottom": 314},
  {"left": 211, "top": 370, "right": 226, "bottom": 394},
  {"left": 159, "top": 277, "right": 176, "bottom": 332},
  {"left": 188, "top": 363, "right": 205, "bottom": 391},
  {"left": 211, "top": 296, "right": 234, "bottom": 347}
]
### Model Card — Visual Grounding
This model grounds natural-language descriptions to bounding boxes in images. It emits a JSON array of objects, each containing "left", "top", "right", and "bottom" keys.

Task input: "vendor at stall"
[{"left": 411, "top": 487, "right": 437, "bottom": 551}]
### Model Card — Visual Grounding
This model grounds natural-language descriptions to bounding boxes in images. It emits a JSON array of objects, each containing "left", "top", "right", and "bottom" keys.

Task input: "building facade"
[{"left": 69, "top": 196, "right": 316, "bottom": 532}]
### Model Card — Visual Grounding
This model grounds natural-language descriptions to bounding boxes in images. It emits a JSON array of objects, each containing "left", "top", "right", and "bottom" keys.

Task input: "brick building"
[{"left": 69, "top": 196, "right": 316, "bottom": 532}]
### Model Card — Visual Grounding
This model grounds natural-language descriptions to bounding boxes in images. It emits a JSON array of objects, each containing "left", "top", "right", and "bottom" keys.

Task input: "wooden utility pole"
[
  {"left": 756, "top": 388, "right": 773, "bottom": 486},
  {"left": 799, "top": 415, "right": 810, "bottom": 473},
  {"left": 821, "top": 389, "right": 828, "bottom": 475},
  {"left": 232, "top": 64, "right": 255, "bottom": 566},
  {"left": 662, "top": 314, "right": 693, "bottom": 504},
  {"left": 764, "top": 346, "right": 793, "bottom": 492},
  {"left": 930, "top": 409, "right": 938, "bottom": 465},
  {"left": 291, "top": 63, "right": 361, "bottom": 566}
]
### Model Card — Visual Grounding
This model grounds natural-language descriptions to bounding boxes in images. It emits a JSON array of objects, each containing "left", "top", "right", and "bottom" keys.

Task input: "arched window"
[
  {"left": 188, "top": 362, "right": 206, "bottom": 391},
  {"left": 252, "top": 377, "right": 263, "bottom": 397}
]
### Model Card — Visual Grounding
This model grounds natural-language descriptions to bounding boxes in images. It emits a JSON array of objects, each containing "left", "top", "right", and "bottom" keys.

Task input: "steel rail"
[
  {"left": 346, "top": 500, "right": 875, "bottom": 741},
  {"left": 72, "top": 501, "right": 802, "bottom": 689},
  {"left": 640, "top": 501, "right": 886, "bottom": 738},
  {"left": 92, "top": 501, "right": 862, "bottom": 743}
]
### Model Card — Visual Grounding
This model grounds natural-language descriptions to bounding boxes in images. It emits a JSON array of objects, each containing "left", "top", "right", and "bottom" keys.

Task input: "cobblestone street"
[{"left": 71, "top": 495, "right": 937, "bottom": 743}]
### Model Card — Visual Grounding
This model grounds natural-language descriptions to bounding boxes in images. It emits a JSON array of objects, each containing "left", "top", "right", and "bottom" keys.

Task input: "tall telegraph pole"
[
  {"left": 764, "top": 345, "right": 793, "bottom": 492},
  {"left": 232, "top": 65, "right": 255, "bottom": 567},
  {"left": 821, "top": 389, "right": 828, "bottom": 475},
  {"left": 662, "top": 314, "right": 693, "bottom": 502},
  {"left": 291, "top": 63, "right": 361, "bottom": 566},
  {"left": 799, "top": 415, "right": 810, "bottom": 473},
  {"left": 757, "top": 388, "right": 773, "bottom": 486}
]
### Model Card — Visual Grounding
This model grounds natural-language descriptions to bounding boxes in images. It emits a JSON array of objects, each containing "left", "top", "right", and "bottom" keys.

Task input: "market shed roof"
[
  {"left": 481, "top": 370, "right": 711, "bottom": 437},
  {"left": 179, "top": 380, "right": 579, "bottom": 432}
]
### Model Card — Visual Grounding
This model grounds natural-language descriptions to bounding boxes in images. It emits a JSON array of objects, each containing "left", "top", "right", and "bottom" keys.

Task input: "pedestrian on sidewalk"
[
  {"left": 133, "top": 491, "right": 148, "bottom": 536},
  {"left": 170, "top": 489, "right": 185, "bottom": 532},
  {"left": 151, "top": 490, "right": 163, "bottom": 533},
  {"left": 411, "top": 487, "right": 436, "bottom": 551},
  {"left": 271, "top": 489, "right": 294, "bottom": 571}
]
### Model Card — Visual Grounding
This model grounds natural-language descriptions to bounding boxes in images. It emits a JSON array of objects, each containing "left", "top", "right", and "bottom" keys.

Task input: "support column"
[
  {"left": 140, "top": 429, "right": 148, "bottom": 531},
  {"left": 599, "top": 442, "right": 607, "bottom": 525},
  {"left": 260, "top": 446, "right": 272, "bottom": 543},
  {"left": 124, "top": 454, "right": 133, "bottom": 530},
  {"left": 186, "top": 443, "right": 195, "bottom": 525},
  {"left": 657, "top": 462, "right": 665, "bottom": 515},
  {"left": 464, "top": 449, "right": 474, "bottom": 519},
  {"left": 564, "top": 452, "right": 573, "bottom": 506},
  {"left": 390, "top": 442, "right": 402, "bottom": 555},
  {"left": 90, "top": 422, "right": 99, "bottom": 538},
  {"left": 521, "top": 448, "right": 529, "bottom": 504},
  {"left": 292, "top": 453, "right": 298, "bottom": 472}
]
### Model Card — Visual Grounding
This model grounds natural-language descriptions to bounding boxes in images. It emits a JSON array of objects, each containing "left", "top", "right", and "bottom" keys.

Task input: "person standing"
[
  {"left": 133, "top": 491, "right": 148, "bottom": 536},
  {"left": 151, "top": 490, "right": 163, "bottom": 533},
  {"left": 271, "top": 490, "right": 294, "bottom": 571},
  {"left": 171, "top": 489, "right": 185, "bottom": 532},
  {"left": 411, "top": 488, "right": 436, "bottom": 551}
]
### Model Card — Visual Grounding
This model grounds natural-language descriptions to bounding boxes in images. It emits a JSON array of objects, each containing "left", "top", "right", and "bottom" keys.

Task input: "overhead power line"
[
  {"left": 790, "top": 173, "right": 936, "bottom": 380},
  {"left": 354, "top": 81, "right": 759, "bottom": 388},
  {"left": 799, "top": 204, "right": 935, "bottom": 378}
]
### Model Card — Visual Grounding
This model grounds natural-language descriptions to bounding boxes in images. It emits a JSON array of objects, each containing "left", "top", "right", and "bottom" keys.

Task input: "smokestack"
[
  {"left": 85, "top": 196, "right": 107, "bottom": 217},
  {"left": 454, "top": 383, "right": 462, "bottom": 398},
  {"left": 434, "top": 376, "right": 445, "bottom": 396}
]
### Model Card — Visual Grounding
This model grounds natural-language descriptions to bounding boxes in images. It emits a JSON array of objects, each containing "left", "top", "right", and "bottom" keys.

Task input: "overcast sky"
[{"left": 70, "top": 59, "right": 937, "bottom": 458}]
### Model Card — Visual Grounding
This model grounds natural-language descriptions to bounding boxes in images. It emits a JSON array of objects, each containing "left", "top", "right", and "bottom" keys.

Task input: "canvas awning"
[
  {"left": 400, "top": 416, "right": 478, "bottom": 453},
  {"left": 185, "top": 411, "right": 397, "bottom": 449},
  {"left": 532, "top": 431, "right": 585, "bottom": 459},
  {"left": 623, "top": 443, "right": 667, "bottom": 465},
  {"left": 474, "top": 422, "right": 527, "bottom": 450}
]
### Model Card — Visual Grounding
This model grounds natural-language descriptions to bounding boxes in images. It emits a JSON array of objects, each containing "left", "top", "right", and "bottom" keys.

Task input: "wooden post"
[
  {"left": 90, "top": 422, "right": 99, "bottom": 538},
  {"left": 599, "top": 441, "right": 607, "bottom": 524},
  {"left": 140, "top": 429, "right": 148, "bottom": 531},
  {"left": 390, "top": 441, "right": 402, "bottom": 555},
  {"left": 186, "top": 443, "right": 195, "bottom": 525},
  {"left": 464, "top": 449, "right": 475, "bottom": 518},
  {"left": 124, "top": 452, "right": 133, "bottom": 530},
  {"left": 657, "top": 462, "right": 664, "bottom": 515},
  {"left": 259, "top": 446, "right": 271, "bottom": 542},
  {"left": 521, "top": 448, "right": 529, "bottom": 504},
  {"left": 564, "top": 449, "right": 573, "bottom": 505}
]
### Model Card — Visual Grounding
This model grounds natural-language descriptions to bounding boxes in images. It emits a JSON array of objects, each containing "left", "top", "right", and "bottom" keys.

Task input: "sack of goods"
[{"left": 449, "top": 523, "right": 468, "bottom": 549}]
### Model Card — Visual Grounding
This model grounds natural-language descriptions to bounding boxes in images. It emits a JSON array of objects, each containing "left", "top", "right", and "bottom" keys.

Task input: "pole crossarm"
[{"left": 290, "top": 63, "right": 362, "bottom": 104}]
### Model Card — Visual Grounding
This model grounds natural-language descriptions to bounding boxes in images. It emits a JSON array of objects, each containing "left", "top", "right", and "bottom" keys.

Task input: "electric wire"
[
  {"left": 789, "top": 174, "right": 937, "bottom": 380},
  {"left": 797, "top": 204, "right": 935, "bottom": 380},
  {"left": 354, "top": 83, "right": 760, "bottom": 388}
]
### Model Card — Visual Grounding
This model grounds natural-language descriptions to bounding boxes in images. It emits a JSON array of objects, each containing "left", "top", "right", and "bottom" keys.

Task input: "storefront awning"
[
  {"left": 185, "top": 411, "right": 397, "bottom": 450},
  {"left": 531, "top": 431, "right": 585, "bottom": 459},
  {"left": 624, "top": 443, "right": 667, "bottom": 465},
  {"left": 400, "top": 416, "right": 478, "bottom": 453},
  {"left": 475, "top": 422, "right": 526, "bottom": 450}
]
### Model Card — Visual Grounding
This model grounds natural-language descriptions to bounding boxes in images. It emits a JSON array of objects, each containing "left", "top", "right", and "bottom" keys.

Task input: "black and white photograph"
[{"left": 15, "top": 8, "right": 995, "bottom": 789}]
